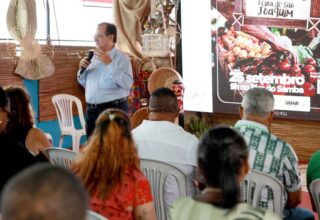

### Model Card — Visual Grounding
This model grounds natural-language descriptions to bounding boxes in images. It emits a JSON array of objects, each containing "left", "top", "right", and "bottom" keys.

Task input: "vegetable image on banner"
[{"left": 212, "top": 0, "right": 320, "bottom": 120}]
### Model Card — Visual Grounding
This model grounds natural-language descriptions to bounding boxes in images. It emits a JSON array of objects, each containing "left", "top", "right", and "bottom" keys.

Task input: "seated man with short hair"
[
  {"left": 235, "top": 87, "right": 314, "bottom": 220},
  {"left": 0, "top": 164, "right": 89, "bottom": 220},
  {"left": 132, "top": 87, "right": 199, "bottom": 209}
]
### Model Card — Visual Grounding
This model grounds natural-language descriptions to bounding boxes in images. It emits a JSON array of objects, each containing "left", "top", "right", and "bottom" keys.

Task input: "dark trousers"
[
  {"left": 86, "top": 98, "right": 128, "bottom": 137},
  {"left": 283, "top": 207, "right": 315, "bottom": 220}
]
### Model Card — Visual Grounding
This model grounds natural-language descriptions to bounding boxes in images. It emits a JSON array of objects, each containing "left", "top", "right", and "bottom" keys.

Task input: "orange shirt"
[{"left": 90, "top": 169, "right": 153, "bottom": 220}]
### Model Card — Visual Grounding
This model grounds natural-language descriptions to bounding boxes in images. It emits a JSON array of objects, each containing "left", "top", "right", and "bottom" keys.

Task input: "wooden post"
[
  {"left": 234, "top": 0, "right": 243, "bottom": 31},
  {"left": 310, "top": 0, "right": 320, "bottom": 37}
]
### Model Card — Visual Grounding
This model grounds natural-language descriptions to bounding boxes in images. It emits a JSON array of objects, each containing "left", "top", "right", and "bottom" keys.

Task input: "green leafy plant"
[{"left": 188, "top": 115, "right": 211, "bottom": 138}]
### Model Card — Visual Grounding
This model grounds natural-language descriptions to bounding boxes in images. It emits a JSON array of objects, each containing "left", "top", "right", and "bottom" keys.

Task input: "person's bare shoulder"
[{"left": 27, "top": 128, "right": 51, "bottom": 149}]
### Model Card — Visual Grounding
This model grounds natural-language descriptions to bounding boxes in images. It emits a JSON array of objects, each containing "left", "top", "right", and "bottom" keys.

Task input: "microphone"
[{"left": 79, "top": 50, "right": 94, "bottom": 74}]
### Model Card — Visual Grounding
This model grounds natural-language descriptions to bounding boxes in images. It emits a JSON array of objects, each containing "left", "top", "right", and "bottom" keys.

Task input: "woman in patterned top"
[
  {"left": 72, "top": 109, "right": 156, "bottom": 220},
  {"left": 170, "top": 126, "right": 281, "bottom": 220}
]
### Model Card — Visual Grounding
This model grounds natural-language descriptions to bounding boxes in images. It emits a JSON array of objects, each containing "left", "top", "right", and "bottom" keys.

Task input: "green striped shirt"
[{"left": 235, "top": 120, "right": 301, "bottom": 210}]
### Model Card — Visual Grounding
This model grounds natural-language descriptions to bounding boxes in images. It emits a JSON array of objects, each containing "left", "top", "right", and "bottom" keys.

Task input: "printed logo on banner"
[
  {"left": 274, "top": 95, "right": 310, "bottom": 112},
  {"left": 246, "top": 0, "right": 312, "bottom": 20}
]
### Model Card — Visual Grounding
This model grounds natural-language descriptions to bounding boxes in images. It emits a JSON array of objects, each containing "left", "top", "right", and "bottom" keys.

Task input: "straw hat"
[
  {"left": 7, "top": 0, "right": 37, "bottom": 40},
  {"left": 147, "top": 67, "right": 182, "bottom": 93}
]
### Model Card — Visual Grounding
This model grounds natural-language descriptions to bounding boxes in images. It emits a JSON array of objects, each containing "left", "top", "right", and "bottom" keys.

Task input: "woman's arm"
[
  {"left": 134, "top": 201, "right": 157, "bottom": 220},
  {"left": 26, "top": 128, "right": 52, "bottom": 155}
]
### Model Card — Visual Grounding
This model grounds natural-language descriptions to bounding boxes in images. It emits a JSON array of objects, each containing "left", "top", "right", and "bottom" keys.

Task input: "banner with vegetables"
[{"left": 211, "top": 3, "right": 320, "bottom": 120}]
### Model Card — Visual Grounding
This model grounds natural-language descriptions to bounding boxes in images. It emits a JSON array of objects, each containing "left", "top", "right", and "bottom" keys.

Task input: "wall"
[
  {"left": 0, "top": 44, "right": 89, "bottom": 148},
  {"left": 25, "top": 79, "right": 86, "bottom": 148}
]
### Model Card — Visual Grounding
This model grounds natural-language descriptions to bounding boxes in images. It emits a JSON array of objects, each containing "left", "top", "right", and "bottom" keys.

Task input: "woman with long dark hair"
[
  {"left": 0, "top": 86, "right": 39, "bottom": 193},
  {"left": 5, "top": 86, "right": 51, "bottom": 160},
  {"left": 170, "top": 126, "right": 281, "bottom": 220}
]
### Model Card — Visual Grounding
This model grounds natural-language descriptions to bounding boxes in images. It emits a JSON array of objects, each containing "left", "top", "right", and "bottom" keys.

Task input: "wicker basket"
[
  {"left": 141, "top": 34, "right": 170, "bottom": 57},
  {"left": 147, "top": 67, "right": 182, "bottom": 93}
]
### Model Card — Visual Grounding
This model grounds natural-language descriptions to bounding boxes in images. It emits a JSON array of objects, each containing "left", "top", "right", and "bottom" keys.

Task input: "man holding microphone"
[{"left": 77, "top": 22, "right": 133, "bottom": 137}]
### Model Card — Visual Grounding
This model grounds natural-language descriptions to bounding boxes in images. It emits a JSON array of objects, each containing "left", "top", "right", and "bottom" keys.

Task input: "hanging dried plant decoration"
[{"left": 7, "top": 0, "right": 55, "bottom": 80}]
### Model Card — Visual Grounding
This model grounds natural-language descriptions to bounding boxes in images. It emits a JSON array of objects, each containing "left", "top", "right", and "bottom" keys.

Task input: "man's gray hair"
[{"left": 241, "top": 87, "right": 274, "bottom": 118}]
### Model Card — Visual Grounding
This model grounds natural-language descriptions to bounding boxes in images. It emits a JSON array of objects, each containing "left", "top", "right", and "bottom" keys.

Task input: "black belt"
[{"left": 87, "top": 97, "right": 127, "bottom": 108}]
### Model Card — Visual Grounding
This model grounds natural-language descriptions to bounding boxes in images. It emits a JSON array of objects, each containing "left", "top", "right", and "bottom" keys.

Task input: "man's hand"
[
  {"left": 79, "top": 57, "right": 90, "bottom": 69},
  {"left": 242, "top": 25, "right": 298, "bottom": 63},
  {"left": 272, "top": 36, "right": 298, "bottom": 64},
  {"left": 95, "top": 48, "right": 112, "bottom": 64},
  {"left": 286, "top": 188, "right": 302, "bottom": 208}
]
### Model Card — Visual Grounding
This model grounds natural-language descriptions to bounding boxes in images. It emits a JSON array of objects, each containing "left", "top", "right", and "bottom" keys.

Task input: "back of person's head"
[
  {"left": 5, "top": 86, "right": 34, "bottom": 132},
  {"left": 72, "top": 108, "right": 139, "bottom": 200},
  {"left": 0, "top": 86, "right": 9, "bottom": 134},
  {"left": 99, "top": 22, "right": 117, "bottom": 43},
  {"left": 241, "top": 87, "right": 274, "bottom": 118},
  {"left": 0, "top": 164, "right": 88, "bottom": 220},
  {"left": 198, "top": 126, "right": 249, "bottom": 209},
  {"left": 148, "top": 87, "right": 179, "bottom": 114}
]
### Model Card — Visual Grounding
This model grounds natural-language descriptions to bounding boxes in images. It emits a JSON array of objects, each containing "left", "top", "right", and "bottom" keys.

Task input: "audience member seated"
[
  {"left": 170, "top": 126, "right": 281, "bottom": 220},
  {"left": 72, "top": 108, "right": 156, "bottom": 220},
  {"left": 234, "top": 87, "right": 314, "bottom": 220},
  {"left": 132, "top": 87, "right": 199, "bottom": 209},
  {"left": 0, "top": 163, "right": 88, "bottom": 220},
  {"left": 307, "top": 150, "right": 320, "bottom": 212},
  {"left": 0, "top": 86, "right": 39, "bottom": 194},
  {"left": 5, "top": 86, "right": 51, "bottom": 161}
]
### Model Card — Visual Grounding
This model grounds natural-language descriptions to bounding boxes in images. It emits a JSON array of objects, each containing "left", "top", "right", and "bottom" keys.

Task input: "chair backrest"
[
  {"left": 140, "top": 159, "right": 187, "bottom": 220},
  {"left": 87, "top": 210, "right": 108, "bottom": 220},
  {"left": 45, "top": 148, "right": 81, "bottom": 169},
  {"left": 241, "top": 170, "right": 284, "bottom": 216},
  {"left": 52, "top": 94, "right": 86, "bottom": 132},
  {"left": 44, "top": 132, "right": 53, "bottom": 146},
  {"left": 309, "top": 179, "right": 320, "bottom": 218}
]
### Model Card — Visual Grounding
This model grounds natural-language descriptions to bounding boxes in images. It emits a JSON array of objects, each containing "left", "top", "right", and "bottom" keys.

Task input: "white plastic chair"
[
  {"left": 140, "top": 159, "right": 187, "bottom": 220},
  {"left": 52, "top": 94, "right": 86, "bottom": 152},
  {"left": 45, "top": 148, "right": 81, "bottom": 169},
  {"left": 87, "top": 210, "right": 108, "bottom": 220},
  {"left": 309, "top": 179, "right": 320, "bottom": 219},
  {"left": 241, "top": 170, "right": 285, "bottom": 216}
]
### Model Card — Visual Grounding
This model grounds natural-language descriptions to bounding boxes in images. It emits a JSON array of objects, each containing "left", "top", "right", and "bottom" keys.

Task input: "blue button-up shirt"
[{"left": 77, "top": 47, "right": 133, "bottom": 104}]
